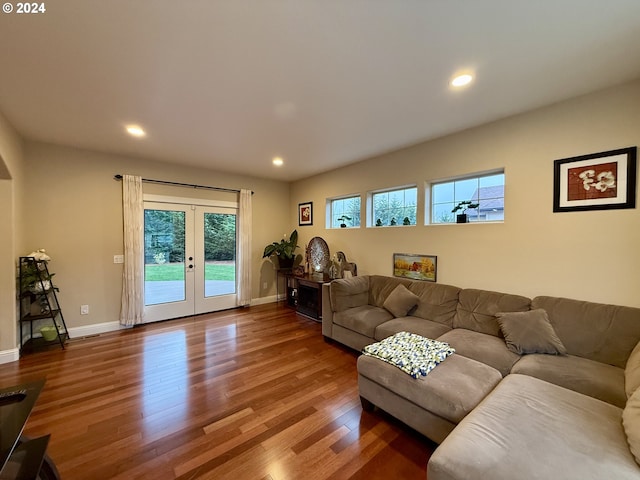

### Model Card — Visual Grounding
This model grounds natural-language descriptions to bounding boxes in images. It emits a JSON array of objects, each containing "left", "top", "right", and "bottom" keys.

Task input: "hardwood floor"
[{"left": 1, "top": 303, "right": 436, "bottom": 479}]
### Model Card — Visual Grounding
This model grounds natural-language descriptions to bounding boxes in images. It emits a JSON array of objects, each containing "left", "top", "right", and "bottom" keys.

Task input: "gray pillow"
[
  {"left": 496, "top": 309, "right": 567, "bottom": 355},
  {"left": 383, "top": 284, "right": 419, "bottom": 317},
  {"left": 623, "top": 386, "right": 640, "bottom": 466}
]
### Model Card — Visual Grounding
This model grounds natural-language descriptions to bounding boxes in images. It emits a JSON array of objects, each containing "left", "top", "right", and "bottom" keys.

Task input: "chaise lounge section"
[{"left": 321, "top": 275, "right": 640, "bottom": 479}]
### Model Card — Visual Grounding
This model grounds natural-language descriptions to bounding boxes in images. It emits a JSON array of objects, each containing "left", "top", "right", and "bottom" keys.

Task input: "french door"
[{"left": 143, "top": 201, "right": 237, "bottom": 323}]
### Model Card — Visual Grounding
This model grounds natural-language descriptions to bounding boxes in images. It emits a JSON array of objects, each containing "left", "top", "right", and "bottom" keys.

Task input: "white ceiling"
[{"left": 1, "top": 1, "right": 640, "bottom": 181}]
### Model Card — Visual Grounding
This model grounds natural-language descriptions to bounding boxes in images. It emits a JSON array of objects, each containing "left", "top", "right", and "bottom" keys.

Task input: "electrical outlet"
[
  {"left": 80, "top": 305, "right": 89, "bottom": 315},
  {"left": 113, "top": 255, "right": 124, "bottom": 264},
  {"left": 263, "top": 282, "right": 268, "bottom": 289}
]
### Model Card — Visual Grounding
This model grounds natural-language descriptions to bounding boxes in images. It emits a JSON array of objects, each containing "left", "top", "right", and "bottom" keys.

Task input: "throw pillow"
[
  {"left": 496, "top": 309, "right": 567, "bottom": 355},
  {"left": 623, "top": 386, "right": 640, "bottom": 466},
  {"left": 383, "top": 284, "right": 419, "bottom": 317},
  {"left": 626, "top": 341, "right": 640, "bottom": 399}
]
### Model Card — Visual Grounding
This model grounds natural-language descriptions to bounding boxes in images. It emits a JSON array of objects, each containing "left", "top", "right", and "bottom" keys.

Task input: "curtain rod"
[{"left": 113, "top": 175, "right": 253, "bottom": 194}]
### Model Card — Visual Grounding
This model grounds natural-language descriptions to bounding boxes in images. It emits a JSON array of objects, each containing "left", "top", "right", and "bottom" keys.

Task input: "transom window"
[
  {"left": 328, "top": 195, "right": 361, "bottom": 228},
  {"left": 430, "top": 172, "right": 504, "bottom": 223},
  {"left": 371, "top": 186, "right": 417, "bottom": 226}
]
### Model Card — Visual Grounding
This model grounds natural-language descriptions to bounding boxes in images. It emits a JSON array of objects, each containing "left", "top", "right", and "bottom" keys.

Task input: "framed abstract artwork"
[
  {"left": 393, "top": 253, "right": 437, "bottom": 282},
  {"left": 553, "top": 147, "right": 637, "bottom": 212},
  {"left": 298, "top": 202, "right": 313, "bottom": 226}
]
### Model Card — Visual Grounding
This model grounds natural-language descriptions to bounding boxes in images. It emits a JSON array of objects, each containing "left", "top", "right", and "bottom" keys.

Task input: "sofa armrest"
[
  {"left": 323, "top": 276, "right": 370, "bottom": 339},
  {"left": 322, "top": 283, "right": 333, "bottom": 337}
]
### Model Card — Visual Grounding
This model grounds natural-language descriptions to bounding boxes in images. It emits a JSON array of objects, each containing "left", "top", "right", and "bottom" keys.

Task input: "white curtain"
[
  {"left": 237, "top": 189, "right": 252, "bottom": 306},
  {"left": 120, "top": 175, "right": 145, "bottom": 326}
]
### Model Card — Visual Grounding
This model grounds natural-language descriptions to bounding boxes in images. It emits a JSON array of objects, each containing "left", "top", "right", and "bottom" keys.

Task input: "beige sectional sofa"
[{"left": 321, "top": 275, "right": 640, "bottom": 479}]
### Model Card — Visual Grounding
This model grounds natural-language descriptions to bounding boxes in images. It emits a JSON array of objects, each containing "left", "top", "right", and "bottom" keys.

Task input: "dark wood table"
[{"left": 0, "top": 379, "right": 60, "bottom": 479}]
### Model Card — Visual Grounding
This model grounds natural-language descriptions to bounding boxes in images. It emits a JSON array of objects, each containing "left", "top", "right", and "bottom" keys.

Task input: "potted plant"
[
  {"left": 451, "top": 200, "right": 479, "bottom": 223},
  {"left": 262, "top": 229, "right": 299, "bottom": 269},
  {"left": 337, "top": 215, "right": 351, "bottom": 228},
  {"left": 19, "top": 249, "right": 56, "bottom": 293}
]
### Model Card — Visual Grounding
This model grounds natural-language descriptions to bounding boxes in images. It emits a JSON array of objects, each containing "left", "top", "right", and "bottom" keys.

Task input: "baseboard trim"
[
  {"left": 251, "top": 295, "right": 279, "bottom": 306},
  {"left": 68, "top": 321, "right": 125, "bottom": 338},
  {"left": 0, "top": 347, "right": 20, "bottom": 365}
]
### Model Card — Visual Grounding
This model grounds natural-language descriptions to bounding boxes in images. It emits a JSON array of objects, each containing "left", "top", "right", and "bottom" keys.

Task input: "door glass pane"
[
  {"left": 203, "top": 213, "right": 236, "bottom": 297},
  {"left": 144, "top": 209, "right": 186, "bottom": 305}
]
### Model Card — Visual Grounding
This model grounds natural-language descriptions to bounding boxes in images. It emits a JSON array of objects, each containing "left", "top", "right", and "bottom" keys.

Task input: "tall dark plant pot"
[
  {"left": 277, "top": 256, "right": 294, "bottom": 270},
  {"left": 456, "top": 214, "right": 468, "bottom": 224}
]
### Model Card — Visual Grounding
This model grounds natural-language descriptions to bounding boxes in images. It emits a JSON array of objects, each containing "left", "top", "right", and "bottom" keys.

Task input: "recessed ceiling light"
[
  {"left": 450, "top": 73, "right": 474, "bottom": 88},
  {"left": 126, "top": 125, "right": 146, "bottom": 137},
  {"left": 272, "top": 157, "right": 284, "bottom": 167}
]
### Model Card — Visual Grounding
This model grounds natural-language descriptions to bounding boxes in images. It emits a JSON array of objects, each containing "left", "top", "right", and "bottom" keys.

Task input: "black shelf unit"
[{"left": 18, "top": 257, "right": 69, "bottom": 354}]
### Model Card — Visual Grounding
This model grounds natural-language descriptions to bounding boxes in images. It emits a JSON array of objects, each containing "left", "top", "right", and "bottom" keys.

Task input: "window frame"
[
  {"left": 326, "top": 194, "right": 362, "bottom": 229},
  {"left": 367, "top": 185, "right": 418, "bottom": 227},
  {"left": 427, "top": 170, "right": 505, "bottom": 225}
]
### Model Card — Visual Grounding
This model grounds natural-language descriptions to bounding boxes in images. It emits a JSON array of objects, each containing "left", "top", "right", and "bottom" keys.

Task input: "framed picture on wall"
[
  {"left": 298, "top": 202, "right": 313, "bottom": 226},
  {"left": 553, "top": 146, "right": 637, "bottom": 212},
  {"left": 393, "top": 253, "right": 437, "bottom": 282}
]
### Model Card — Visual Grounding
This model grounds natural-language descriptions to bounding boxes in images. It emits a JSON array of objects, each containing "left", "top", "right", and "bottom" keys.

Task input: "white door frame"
[{"left": 142, "top": 195, "right": 238, "bottom": 323}]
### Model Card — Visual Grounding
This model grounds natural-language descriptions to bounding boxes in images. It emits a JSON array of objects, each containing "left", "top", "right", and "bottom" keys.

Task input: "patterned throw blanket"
[{"left": 362, "top": 331, "right": 455, "bottom": 378}]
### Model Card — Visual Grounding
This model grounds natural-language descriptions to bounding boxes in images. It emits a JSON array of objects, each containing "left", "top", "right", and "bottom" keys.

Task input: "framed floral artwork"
[
  {"left": 298, "top": 202, "right": 313, "bottom": 226},
  {"left": 553, "top": 146, "right": 637, "bottom": 212}
]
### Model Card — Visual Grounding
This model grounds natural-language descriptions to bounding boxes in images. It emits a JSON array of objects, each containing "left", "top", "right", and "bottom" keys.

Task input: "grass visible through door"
[{"left": 145, "top": 261, "right": 236, "bottom": 281}]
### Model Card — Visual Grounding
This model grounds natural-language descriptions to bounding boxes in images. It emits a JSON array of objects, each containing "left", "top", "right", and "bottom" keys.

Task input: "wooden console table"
[{"left": 285, "top": 273, "right": 329, "bottom": 321}]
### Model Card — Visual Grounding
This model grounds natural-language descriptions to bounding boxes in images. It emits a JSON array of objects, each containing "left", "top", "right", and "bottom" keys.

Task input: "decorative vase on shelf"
[
  {"left": 328, "top": 262, "right": 338, "bottom": 280},
  {"left": 456, "top": 214, "right": 468, "bottom": 224},
  {"left": 40, "top": 325, "right": 58, "bottom": 342}
]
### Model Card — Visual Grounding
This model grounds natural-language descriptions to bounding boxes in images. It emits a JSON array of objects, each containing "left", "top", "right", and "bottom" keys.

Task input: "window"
[
  {"left": 430, "top": 171, "right": 504, "bottom": 224},
  {"left": 371, "top": 186, "right": 417, "bottom": 226},
  {"left": 328, "top": 195, "right": 361, "bottom": 228}
]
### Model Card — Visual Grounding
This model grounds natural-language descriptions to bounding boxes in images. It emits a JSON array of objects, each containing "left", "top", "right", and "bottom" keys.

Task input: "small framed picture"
[
  {"left": 553, "top": 147, "right": 637, "bottom": 212},
  {"left": 393, "top": 253, "right": 437, "bottom": 282},
  {"left": 298, "top": 202, "right": 313, "bottom": 226}
]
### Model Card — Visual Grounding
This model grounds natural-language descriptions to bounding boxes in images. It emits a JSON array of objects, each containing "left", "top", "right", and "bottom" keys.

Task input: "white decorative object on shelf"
[{"left": 26, "top": 249, "right": 51, "bottom": 262}]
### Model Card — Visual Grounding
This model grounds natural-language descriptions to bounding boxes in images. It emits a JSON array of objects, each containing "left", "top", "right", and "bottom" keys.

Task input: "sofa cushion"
[
  {"left": 532, "top": 296, "right": 640, "bottom": 368},
  {"left": 453, "top": 289, "right": 531, "bottom": 337},
  {"left": 357, "top": 353, "right": 501, "bottom": 424},
  {"left": 374, "top": 317, "right": 451, "bottom": 342},
  {"left": 437, "top": 328, "right": 520, "bottom": 377},
  {"left": 512, "top": 353, "right": 626, "bottom": 407},
  {"left": 496, "top": 309, "right": 567, "bottom": 355},
  {"left": 407, "top": 282, "right": 460, "bottom": 327},
  {"left": 427, "top": 374, "right": 638, "bottom": 480},
  {"left": 369, "top": 275, "right": 410, "bottom": 308},
  {"left": 329, "top": 276, "right": 370, "bottom": 312},
  {"left": 626, "top": 341, "right": 640, "bottom": 399},
  {"left": 383, "top": 284, "right": 419, "bottom": 317},
  {"left": 333, "top": 305, "right": 393, "bottom": 338},
  {"left": 623, "top": 387, "right": 640, "bottom": 466}
]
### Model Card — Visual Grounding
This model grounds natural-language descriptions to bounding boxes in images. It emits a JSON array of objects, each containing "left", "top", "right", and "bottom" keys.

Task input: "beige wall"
[
  {"left": 21, "top": 142, "right": 290, "bottom": 330},
  {"left": 291, "top": 80, "right": 640, "bottom": 308},
  {"left": 0, "top": 111, "right": 24, "bottom": 352}
]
